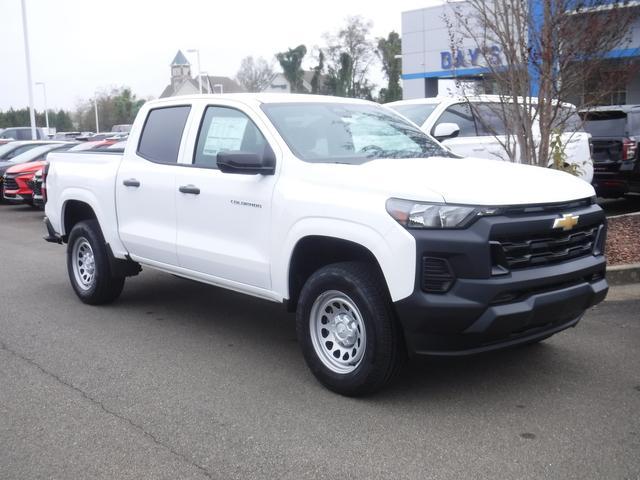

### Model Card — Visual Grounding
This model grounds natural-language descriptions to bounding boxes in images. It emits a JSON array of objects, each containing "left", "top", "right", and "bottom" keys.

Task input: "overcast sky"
[{"left": 0, "top": 0, "right": 442, "bottom": 111}]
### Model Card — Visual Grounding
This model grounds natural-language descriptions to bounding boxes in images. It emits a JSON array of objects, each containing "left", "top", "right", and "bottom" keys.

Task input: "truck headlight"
[{"left": 386, "top": 198, "right": 499, "bottom": 229}]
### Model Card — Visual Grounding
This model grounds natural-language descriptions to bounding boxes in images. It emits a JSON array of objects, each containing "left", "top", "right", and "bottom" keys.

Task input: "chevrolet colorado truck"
[{"left": 44, "top": 94, "right": 608, "bottom": 396}]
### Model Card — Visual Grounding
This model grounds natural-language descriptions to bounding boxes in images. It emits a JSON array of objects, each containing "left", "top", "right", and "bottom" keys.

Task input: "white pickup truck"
[{"left": 44, "top": 94, "right": 608, "bottom": 396}]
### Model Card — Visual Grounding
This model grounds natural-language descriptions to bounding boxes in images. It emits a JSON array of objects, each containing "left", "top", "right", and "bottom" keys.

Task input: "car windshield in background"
[
  {"left": 8, "top": 144, "right": 71, "bottom": 163},
  {"left": 388, "top": 103, "right": 437, "bottom": 127},
  {"left": 580, "top": 111, "right": 627, "bottom": 137},
  {"left": 261, "top": 103, "right": 451, "bottom": 164}
]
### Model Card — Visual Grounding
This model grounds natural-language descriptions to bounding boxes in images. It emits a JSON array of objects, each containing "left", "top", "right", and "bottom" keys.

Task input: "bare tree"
[
  {"left": 445, "top": 0, "right": 639, "bottom": 169},
  {"left": 236, "top": 56, "right": 275, "bottom": 93}
]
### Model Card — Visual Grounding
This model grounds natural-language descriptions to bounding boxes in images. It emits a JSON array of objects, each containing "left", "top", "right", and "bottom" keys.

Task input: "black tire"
[
  {"left": 67, "top": 219, "right": 125, "bottom": 305},
  {"left": 296, "top": 261, "right": 405, "bottom": 396}
]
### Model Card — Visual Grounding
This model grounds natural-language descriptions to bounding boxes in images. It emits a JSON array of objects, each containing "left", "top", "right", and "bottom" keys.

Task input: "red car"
[{"left": 3, "top": 160, "right": 46, "bottom": 205}]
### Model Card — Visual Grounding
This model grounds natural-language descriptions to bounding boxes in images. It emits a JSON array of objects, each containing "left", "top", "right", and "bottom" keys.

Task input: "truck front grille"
[
  {"left": 31, "top": 180, "right": 42, "bottom": 196},
  {"left": 493, "top": 225, "right": 600, "bottom": 270},
  {"left": 3, "top": 175, "right": 18, "bottom": 191}
]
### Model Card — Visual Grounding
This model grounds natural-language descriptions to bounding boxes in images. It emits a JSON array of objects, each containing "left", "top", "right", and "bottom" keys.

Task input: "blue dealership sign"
[{"left": 441, "top": 46, "right": 502, "bottom": 70}]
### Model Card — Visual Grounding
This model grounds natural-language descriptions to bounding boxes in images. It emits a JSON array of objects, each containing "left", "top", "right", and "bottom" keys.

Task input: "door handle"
[
  {"left": 122, "top": 178, "right": 141, "bottom": 187},
  {"left": 179, "top": 184, "right": 200, "bottom": 195},
  {"left": 472, "top": 147, "right": 486, "bottom": 152}
]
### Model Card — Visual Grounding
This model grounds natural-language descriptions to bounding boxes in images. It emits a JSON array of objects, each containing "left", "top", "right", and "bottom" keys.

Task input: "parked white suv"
[
  {"left": 44, "top": 94, "right": 607, "bottom": 396},
  {"left": 388, "top": 96, "right": 594, "bottom": 183}
]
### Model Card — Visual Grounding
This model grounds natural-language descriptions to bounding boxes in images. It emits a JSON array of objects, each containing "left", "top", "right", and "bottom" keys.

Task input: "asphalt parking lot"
[{"left": 1, "top": 205, "right": 639, "bottom": 480}]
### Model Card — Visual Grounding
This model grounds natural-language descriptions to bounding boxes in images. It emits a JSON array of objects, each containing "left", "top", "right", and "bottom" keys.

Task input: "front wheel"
[
  {"left": 67, "top": 219, "right": 125, "bottom": 305},
  {"left": 296, "top": 262, "right": 404, "bottom": 396}
]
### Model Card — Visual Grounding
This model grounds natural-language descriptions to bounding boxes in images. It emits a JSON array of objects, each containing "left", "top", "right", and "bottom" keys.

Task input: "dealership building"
[{"left": 401, "top": 1, "right": 640, "bottom": 106}]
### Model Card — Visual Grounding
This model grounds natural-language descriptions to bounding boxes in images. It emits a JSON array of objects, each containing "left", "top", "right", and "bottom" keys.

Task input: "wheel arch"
[
  {"left": 56, "top": 187, "right": 127, "bottom": 258},
  {"left": 62, "top": 199, "right": 98, "bottom": 240},
  {"left": 276, "top": 218, "right": 416, "bottom": 309}
]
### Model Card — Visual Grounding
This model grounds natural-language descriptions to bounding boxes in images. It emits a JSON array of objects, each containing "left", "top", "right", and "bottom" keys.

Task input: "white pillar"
[
  {"left": 20, "top": 0, "right": 37, "bottom": 140},
  {"left": 94, "top": 96, "right": 100, "bottom": 133},
  {"left": 36, "top": 82, "right": 49, "bottom": 131}
]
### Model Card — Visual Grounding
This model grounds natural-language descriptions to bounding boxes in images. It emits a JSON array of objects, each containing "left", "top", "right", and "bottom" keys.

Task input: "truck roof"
[
  {"left": 145, "top": 93, "right": 374, "bottom": 108},
  {"left": 578, "top": 104, "right": 640, "bottom": 113}
]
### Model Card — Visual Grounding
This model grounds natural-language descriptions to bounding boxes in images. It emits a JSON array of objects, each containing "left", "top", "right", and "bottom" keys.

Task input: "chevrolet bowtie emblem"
[{"left": 553, "top": 213, "right": 579, "bottom": 231}]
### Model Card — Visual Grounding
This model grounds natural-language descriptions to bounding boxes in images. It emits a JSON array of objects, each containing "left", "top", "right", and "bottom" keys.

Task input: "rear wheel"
[
  {"left": 296, "top": 261, "right": 404, "bottom": 396},
  {"left": 67, "top": 220, "right": 125, "bottom": 305}
]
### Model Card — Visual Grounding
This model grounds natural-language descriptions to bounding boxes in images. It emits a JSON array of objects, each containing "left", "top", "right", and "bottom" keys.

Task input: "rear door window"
[{"left": 137, "top": 106, "right": 191, "bottom": 163}]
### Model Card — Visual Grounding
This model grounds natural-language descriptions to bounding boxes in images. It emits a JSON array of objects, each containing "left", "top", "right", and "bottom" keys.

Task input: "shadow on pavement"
[{"left": 108, "top": 271, "right": 579, "bottom": 402}]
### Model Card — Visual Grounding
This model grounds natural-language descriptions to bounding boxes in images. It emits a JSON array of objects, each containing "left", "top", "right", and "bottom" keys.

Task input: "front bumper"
[
  {"left": 394, "top": 201, "right": 608, "bottom": 356},
  {"left": 3, "top": 191, "right": 33, "bottom": 203}
]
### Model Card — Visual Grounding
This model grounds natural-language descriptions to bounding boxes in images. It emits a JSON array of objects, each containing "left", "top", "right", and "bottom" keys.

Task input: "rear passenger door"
[{"left": 116, "top": 105, "right": 191, "bottom": 266}]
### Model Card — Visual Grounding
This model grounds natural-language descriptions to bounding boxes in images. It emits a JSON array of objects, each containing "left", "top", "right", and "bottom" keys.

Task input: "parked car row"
[
  {"left": 387, "top": 96, "right": 640, "bottom": 199},
  {"left": 387, "top": 95, "right": 594, "bottom": 184},
  {"left": 0, "top": 138, "right": 127, "bottom": 208}
]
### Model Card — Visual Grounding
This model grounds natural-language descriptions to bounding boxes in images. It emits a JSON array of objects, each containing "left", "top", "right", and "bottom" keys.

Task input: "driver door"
[{"left": 175, "top": 103, "right": 279, "bottom": 289}]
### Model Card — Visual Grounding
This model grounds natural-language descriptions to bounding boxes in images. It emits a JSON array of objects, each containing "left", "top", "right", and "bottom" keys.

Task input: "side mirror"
[
  {"left": 432, "top": 122, "right": 460, "bottom": 141},
  {"left": 217, "top": 147, "right": 275, "bottom": 175}
]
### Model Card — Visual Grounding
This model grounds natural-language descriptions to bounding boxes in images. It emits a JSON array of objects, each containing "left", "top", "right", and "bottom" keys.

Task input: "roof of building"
[
  {"left": 200, "top": 76, "right": 245, "bottom": 94},
  {"left": 160, "top": 76, "right": 245, "bottom": 98},
  {"left": 171, "top": 50, "right": 190, "bottom": 66},
  {"left": 159, "top": 77, "right": 199, "bottom": 98}
]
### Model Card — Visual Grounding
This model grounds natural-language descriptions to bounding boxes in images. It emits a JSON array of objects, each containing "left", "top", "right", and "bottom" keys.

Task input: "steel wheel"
[
  {"left": 309, "top": 290, "right": 366, "bottom": 374},
  {"left": 72, "top": 237, "right": 96, "bottom": 290}
]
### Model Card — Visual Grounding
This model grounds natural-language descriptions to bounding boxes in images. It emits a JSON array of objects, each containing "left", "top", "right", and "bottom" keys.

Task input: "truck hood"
[
  {"left": 340, "top": 156, "right": 595, "bottom": 205},
  {"left": 5, "top": 160, "right": 46, "bottom": 175}
]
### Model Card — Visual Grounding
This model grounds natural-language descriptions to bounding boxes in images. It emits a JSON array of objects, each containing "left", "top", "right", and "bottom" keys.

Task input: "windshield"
[
  {"left": 0, "top": 142, "right": 25, "bottom": 157},
  {"left": 388, "top": 103, "right": 437, "bottom": 127},
  {"left": 8, "top": 144, "right": 68, "bottom": 163},
  {"left": 580, "top": 111, "right": 627, "bottom": 137},
  {"left": 261, "top": 102, "right": 451, "bottom": 164}
]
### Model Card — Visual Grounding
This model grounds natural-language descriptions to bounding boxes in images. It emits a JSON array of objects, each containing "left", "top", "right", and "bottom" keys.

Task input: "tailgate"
[{"left": 590, "top": 137, "right": 623, "bottom": 172}]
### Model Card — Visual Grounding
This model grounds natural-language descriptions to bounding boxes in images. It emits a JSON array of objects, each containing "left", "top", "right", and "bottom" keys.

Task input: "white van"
[{"left": 387, "top": 96, "right": 594, "bottom": 183}]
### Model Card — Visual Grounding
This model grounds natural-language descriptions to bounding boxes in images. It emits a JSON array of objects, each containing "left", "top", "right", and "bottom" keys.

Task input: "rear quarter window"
[
  {"left": 137, "top": 106, "right": 191, "bottom": 163},
  {"left": 581, "top": 111, "right": 628, "bottom": 137}
]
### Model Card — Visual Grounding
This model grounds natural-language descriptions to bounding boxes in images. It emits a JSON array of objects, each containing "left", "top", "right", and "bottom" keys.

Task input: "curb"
[
  {"left": 606, "top": 263, "right": 640, "bottom": 286},
  {"left": 606, "top": 211, "right": 640, "bottom": 220}
]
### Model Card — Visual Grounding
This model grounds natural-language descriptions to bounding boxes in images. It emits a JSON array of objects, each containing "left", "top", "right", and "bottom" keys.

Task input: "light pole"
[
  {"left": 200, "top": 71, "right": 210, "bottom": 93},
  {"left": 35, "top": 82, "right": 49, "bottom": 132},
  {"left": 187, "top": 48, "right": 202, "bottom": 94},
  {"left": 94, "top": 95, "right": 100, "bottom": 133},
  {"left": 20, "top": 0, "right": 37, "bottom": 140}
]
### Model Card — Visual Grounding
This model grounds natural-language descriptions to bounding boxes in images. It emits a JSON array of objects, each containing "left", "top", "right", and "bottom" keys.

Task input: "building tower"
[{"left": 170, "top": 50, "right": 191, "bottom": 89}]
